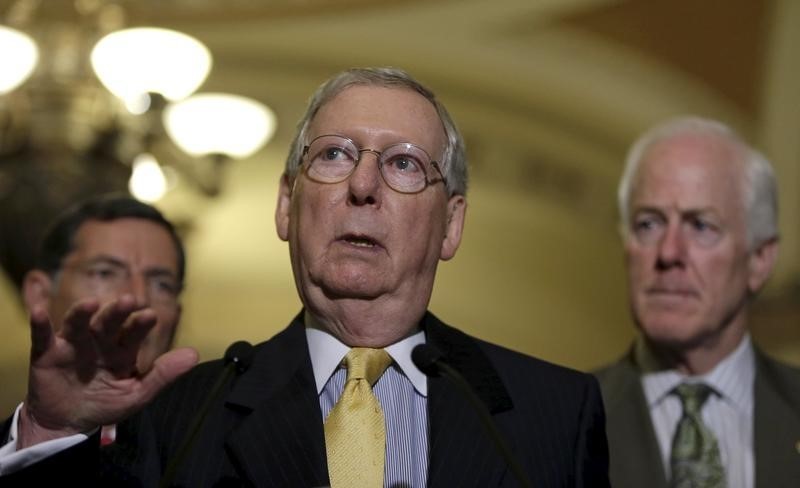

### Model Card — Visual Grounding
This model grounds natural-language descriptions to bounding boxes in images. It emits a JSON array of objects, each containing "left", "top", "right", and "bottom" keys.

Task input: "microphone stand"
[
  {"left": 413, "top": 344, "right": 533, "bottom": 488},
  {"left": 159, "top": 341, "right": 253, "bottom": 488}
]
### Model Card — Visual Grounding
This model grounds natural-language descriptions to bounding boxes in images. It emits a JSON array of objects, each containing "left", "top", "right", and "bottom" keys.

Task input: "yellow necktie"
[{"left": 324, "top": 348, "right": 393, "bottom": 488}]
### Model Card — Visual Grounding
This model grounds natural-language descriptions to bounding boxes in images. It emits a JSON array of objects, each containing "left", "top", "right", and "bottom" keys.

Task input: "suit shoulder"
[
  {"left": 425, "top": 312, "right": 597, "bottom": 389},
  {"left": 592, "top": 357, "right": 633, "bottom": 386},
  {"left": 469, "top": 334, "right": 600, "bottom": 397},
  {"left": 484, "top": 338, "right": 586, "bottom": 375},
  {"left": 757, "top": 352, "right": 800, "bottom": 405},
  {"left": 759, "top": 352, "right": 800, "bottom": 379},
  {"left": 589, "top": 356, "right": 643, "bottom": 413}
]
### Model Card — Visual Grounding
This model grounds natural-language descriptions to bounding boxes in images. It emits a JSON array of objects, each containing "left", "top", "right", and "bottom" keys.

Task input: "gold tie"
[{"left": 324, "top": 348, "right": 393, "bottom": 488}]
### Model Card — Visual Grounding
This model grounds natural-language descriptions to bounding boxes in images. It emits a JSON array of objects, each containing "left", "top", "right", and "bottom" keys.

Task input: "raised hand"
[{"left": 18, "top": 294, "right": 198, "bottom": 449}]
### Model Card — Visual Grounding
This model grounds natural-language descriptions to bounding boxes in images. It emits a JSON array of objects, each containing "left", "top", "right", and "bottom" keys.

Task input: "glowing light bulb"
[
  {"left": 0, "top": 26, "right": 39, "bottom": 94},
  {"left": 129, "top": 153, "right": 168, "bottom": 202}
]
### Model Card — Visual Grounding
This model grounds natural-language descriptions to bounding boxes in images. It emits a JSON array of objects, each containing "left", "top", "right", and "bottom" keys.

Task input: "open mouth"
[{"left": 340, "top": 233, "right": 381, "bottom": 249}]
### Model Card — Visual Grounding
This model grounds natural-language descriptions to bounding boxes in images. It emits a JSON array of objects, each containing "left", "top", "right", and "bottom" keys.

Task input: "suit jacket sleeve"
[{"left": 0, "top": 429, "right": 102, "bottom": 486}]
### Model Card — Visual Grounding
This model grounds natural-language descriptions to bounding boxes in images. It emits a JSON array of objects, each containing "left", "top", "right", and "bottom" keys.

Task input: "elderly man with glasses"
[{"left": 2, "top": 68, "right": 609, "bottom": 487}]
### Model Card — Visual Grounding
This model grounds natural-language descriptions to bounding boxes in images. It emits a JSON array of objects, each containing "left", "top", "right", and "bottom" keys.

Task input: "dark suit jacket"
[
  {"left": 3, "top": 312, "right": 609, "bottom": 487},
  {"left": 595, "top": 348, "right": 800, "bottom": 488}
]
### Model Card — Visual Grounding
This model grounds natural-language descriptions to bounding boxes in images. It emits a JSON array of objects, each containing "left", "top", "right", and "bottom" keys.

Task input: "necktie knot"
[
  {"left": 345, "top": 347, "right": 392, "bottom": 385},
  {"left": 674, "top": 382, "right": 713, "bottom": 416}
]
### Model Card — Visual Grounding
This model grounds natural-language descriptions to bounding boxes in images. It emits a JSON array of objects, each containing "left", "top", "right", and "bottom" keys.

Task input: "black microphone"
[
  {"left": 159, "top": 341, "right": 254, "bottom": 488},
  {"left": 411, "top": 344, "right": 533, "bottom": 488},
  {"left": 224, "top": 340, "right": 255, "bottom": 374}
]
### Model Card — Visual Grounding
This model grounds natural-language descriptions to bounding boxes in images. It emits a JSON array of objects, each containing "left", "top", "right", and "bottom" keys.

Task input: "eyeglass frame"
[
  {"left": 54, "top": 256, "right": 183, "bottom": 306},
  {"left": 300, "top": 134, "right": 448, "bottom": 194}
]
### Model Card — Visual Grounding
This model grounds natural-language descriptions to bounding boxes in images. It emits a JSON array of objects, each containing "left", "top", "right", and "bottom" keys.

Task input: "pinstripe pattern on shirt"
[
  {"left": 307, "top": 322, "right": 429, "bottom": 487},
  {"left": 640, "top": 335, "right": 755, "bottom": 488},
  {"left": 322, "top": 365, "right": 428, "bottom": 488}
]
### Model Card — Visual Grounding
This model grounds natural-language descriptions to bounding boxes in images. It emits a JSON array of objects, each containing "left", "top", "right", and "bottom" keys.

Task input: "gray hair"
[
  {"left": 617, "top": 116, "right": 778, "bottom": 248},
  {"left": 284, "top": 67, "right": 468, "bottom": 196}
]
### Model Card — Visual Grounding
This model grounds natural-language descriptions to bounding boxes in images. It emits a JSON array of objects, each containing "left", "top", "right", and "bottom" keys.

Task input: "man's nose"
[
  {"left": 655, "top": 222, "right": 686, "bottom": 269},
  {"left": 124, "top": 273, "right": 150, "bottom": 307},
  {"left": 348, "top": 151, "right": 383, "bottom": 205}
]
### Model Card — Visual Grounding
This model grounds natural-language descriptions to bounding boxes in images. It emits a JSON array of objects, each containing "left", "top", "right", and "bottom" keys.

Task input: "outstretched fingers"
[
  {"left": 30, "top": 298, "right": 100, "bottom": 368},
  {"left": 90, "top": 295, "right": 157, "bottom": 377},
  {"left": 88, "top": 294, "right": 140, "bottom": 345},
  {"left": 28, "top": 305, "right": 55, "bottom": 361},
  {"left": 60, "top": 298, "right": 102, "bottom": 354},
  {"left": 22, "top": 296, "right": 195, "bottom": 446}
]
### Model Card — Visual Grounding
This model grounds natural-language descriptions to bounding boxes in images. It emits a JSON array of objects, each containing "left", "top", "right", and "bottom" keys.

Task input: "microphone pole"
[
  {"left": 159, "top": 341, "right": 254, "bottom": 488},
  {"left": 412, "top": 344, "right": 533, "bottom": 488}
]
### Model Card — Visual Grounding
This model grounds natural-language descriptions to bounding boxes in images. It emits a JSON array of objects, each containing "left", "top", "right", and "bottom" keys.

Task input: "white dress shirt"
[
  {"left": 0, "top": 405, "right": 90, "bottom": 474},
  {"left": 638, "top": 334, "right": 755, "bottom": 488}
]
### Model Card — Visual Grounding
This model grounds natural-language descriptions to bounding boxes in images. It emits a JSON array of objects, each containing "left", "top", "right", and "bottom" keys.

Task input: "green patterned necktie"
[{"left": 669, "top": 383, "right": 726, "bottom": 488}]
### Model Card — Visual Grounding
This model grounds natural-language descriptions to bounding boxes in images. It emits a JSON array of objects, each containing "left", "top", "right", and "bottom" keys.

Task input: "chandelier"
[{"left": 0, "top": 0, "right": 277, "bottom": 289}]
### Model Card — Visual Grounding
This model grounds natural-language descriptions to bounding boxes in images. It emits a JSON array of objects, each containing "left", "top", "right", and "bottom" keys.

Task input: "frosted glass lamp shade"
[
  {"left": 0, "top": 26, "right": 39, "bottom": 94},
  {"left": 91, "top": 27, "right": 211, "bottom": 107},
  {"left": 164, "top": 93, "right": 276, "bottom": 159}
]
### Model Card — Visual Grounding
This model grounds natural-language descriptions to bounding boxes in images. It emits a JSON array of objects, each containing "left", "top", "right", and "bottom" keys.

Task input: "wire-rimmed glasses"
[{"left": 301, "top": 134, "right": 446, "bottom": 194}]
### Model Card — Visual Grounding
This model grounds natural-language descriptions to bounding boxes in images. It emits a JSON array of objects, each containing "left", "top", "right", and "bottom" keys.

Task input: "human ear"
[
  {"left": 747, "top": 238, "right": 779, "bottom": 293},
  {"left": 22, "top": 270, "right": 54, "bottom": 313},
  {"left": 440, "top": 195, "right": 466, "bottom": 261},
  {"left": 275, "top": 174, "right": 293, "bottom": 242}
]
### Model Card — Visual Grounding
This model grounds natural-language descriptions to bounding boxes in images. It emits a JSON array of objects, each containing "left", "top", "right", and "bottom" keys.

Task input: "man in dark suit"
[
  {"left": 595, "top": 116, "right": 800, "bottom": 488},
  {"left": 2, "top": 67, "right": 609, "bottom": 487}
]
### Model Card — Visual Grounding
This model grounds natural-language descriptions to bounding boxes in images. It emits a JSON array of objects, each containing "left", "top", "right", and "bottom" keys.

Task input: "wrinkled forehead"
[
  {"left": 631, "top": 132, "right": 748, "bottom": 213},
  {"left": 309, "top": 85, "right": 446, "bottom": 154}
]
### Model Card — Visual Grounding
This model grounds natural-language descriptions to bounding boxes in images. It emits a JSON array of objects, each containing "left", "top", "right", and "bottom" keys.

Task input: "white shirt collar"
[
  {"left": 639, "top": 333, "right": 755, "bottom": 413},
  {"left": 304, "top": 314, "right": 428, "bottom": 396}
]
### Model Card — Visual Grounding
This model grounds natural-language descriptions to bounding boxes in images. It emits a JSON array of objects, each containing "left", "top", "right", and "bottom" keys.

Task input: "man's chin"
[
  {"left": 640, "top": 320, "right": 714, "bottom": 351},
  {"left": 311, "top": 276, "right": 385, "bottom": 301},
  {"left": 320, "top": 284, "right": 383, "bottom": 300},
  {"left": 310, "top": 268, "right": 389, "bottom": 301}
]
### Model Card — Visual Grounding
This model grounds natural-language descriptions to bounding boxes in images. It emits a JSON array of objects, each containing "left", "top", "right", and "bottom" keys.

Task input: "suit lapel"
[
  {"left": 223, "top": 315, "right": 329, "bottom": 487},
  {"left": 424, "top": 313, "right": 515, "bottom": 487},
  {"left": 753, "top": 351, "right": 800, "bottom": 488},
  {"left": 600, "top": 354, "right": 668, "bottom": 488}
]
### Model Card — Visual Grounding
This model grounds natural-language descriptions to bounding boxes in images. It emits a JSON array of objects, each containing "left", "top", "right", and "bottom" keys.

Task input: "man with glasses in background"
[
  {"left": 2, "top": 68, "right": 609, "bottom": 487},
  {"left": 3, "top": 195, "right": 184, "bottom": 449}
]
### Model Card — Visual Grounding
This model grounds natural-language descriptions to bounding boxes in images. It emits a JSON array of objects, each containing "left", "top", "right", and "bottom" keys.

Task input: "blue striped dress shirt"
[{"left": 306, "top": 326, "right": 429, "bottom": 488}]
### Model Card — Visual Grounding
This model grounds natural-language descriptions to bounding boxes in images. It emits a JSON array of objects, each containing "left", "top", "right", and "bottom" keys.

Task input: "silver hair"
[
  {"left": 284, "top": 67, "right": 468, "bottom": 196},
  {"left": 617, "top": 116, "right": 778, "bottom": 248}
]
